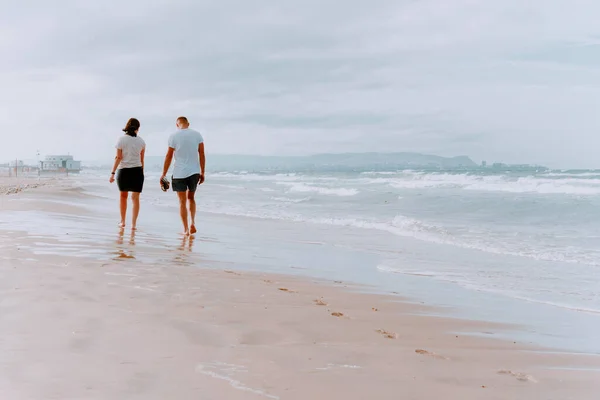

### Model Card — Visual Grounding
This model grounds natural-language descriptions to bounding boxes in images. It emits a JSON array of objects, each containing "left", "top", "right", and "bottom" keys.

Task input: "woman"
[{"left": 109, "top": 118, "right": 146, "bottom": 230}]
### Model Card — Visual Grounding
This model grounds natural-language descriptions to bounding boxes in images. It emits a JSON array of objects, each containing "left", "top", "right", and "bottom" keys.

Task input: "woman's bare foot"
[
  {"left": 190, "top": 224, "right": 197, "bottom": 234},
  {"left": 118, "top": 221, "right": 126, "bottom": 229},
  {"left": 131, "top": 226, "right": 137, "bottom": 231}
]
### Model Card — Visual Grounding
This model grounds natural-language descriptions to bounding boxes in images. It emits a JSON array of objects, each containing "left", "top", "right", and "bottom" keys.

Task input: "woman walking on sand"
[{"left": 109, "top": 118, "right": 146, "bottom": 230}]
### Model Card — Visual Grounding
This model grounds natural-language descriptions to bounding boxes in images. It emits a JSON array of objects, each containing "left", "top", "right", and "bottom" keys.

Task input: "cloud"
[{"left": 1, "top": 0, "right": 600, "bottom": 167}]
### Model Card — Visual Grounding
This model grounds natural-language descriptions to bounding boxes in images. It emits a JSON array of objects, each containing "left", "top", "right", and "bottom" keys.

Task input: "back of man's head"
[{"left": 176, "top": 116, "right": 190, "bottom": 129}]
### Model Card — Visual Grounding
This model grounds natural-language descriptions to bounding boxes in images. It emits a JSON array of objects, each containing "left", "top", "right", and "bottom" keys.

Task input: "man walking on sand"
[{"left": 160, "top": 116, "right": 205, "bottom": 235}]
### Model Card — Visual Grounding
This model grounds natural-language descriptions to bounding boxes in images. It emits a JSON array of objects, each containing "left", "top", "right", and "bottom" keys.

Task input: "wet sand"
[{"left": 1, "top": 183, "right": 599, "bottom": 399}]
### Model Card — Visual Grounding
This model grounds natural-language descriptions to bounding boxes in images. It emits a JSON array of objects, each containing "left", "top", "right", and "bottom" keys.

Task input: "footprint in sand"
[
  {"left": 314, "top": 299, "right": 328, "bottom": 306},
  {"left": 372, "top": 307, "right": 379, "bottom": 312},
  {"left": 224, "top": 270, "right": 241, "bottom": 276},
  {"left": 278, "top": 288, "right": 296, "bottom": 293},
  {"left": 331, "top": 312, "right": 344, "bottom": 317},
  {"left": 263, "top": 279, "right": 273, "bottom": 284},
  {"left": 415, "top": 349, "right": 449, "bottom": 360},
  {"left": 375, "top": 329, "right": 397, "bottom": 339},
  {"left": 497, "top": 370, "right": 537, "bottom": 383}
]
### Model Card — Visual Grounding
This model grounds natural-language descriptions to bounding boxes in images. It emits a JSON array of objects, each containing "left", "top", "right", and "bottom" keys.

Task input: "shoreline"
[
  {"left": 1, "top": 241, "right": 599, "bottom": 398},
  {"left": 1, "top": 184, "right": 600, "bottom": 397},
  {"left": 3, "top": 181, "right": 600, "bottom": 351},
  {"left": 2, "top": 180, "right": 600, "bottom": 352}
]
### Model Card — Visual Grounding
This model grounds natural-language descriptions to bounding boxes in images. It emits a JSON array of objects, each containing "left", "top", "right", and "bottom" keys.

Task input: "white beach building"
[{"left": 40, "top": 155, "right": 81, "bottom": 172}]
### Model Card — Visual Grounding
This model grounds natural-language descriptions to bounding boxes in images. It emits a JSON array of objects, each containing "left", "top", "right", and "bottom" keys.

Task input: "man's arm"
[
  {"left": 161, "top": 148, "right": 174, "bottom": 178},
  {"left": 198, "top": 142, "right": 205, "bottom": 184}
]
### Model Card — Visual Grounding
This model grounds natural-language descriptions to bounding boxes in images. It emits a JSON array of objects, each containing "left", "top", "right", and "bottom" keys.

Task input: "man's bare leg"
[
  {"left": 188, "top": 191, "right": 197, "bottom": 234},
  {"left": 177, "top": 192, "right": 189, "bottom": 235},
  {"left": 119, "top": 191, "right": 128, "bottom": 228},
  {"left": 131, "top": 192, "right": 140, "bottom": 230}
]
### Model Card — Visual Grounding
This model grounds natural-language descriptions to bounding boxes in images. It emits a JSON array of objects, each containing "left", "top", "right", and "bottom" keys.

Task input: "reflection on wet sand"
[
  {"left": 129, "top": 230, "right": 136, "bottom": 246},
  {"left": 180, "top": 235, "right": 195, "bottom": 252},
  {"left": 116, "top": 229, "right": 124, "bottom": 245},
  {"left": 114, "top": 228, "right": 136, "bottom": 260},
  {"left": 173, "top": 235, "right": 195, "bottom": 265}
]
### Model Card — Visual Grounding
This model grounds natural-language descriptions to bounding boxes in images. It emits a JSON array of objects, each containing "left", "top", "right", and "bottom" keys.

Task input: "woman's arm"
[
  {"left": 140, "top": 147, "right": 145, "bottom": 170},
  {"left": 110, "top": 149, "right": 123, "bottom": 182}
]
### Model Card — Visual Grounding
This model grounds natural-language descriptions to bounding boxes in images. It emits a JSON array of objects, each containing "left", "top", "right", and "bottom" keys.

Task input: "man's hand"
[
  {"left": 199, "top": 173, "right": 205, "bottom": 184},
  {"left": 159, "top": 175, "right": 170, "bottom": 192}
]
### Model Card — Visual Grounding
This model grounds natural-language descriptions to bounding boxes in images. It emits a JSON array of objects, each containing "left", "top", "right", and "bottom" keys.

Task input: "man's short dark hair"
[{"left": 177, "top": 116, "right": 189, "bottom": 124}]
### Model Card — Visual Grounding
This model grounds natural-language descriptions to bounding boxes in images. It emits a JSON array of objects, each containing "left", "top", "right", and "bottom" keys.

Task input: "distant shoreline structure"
[
  {"left": 80, "top": 152, "right": 550, "bottom": 173},
  {"left": 478, "top": 160, "right": 548, "bottom": 172},
  {"left": 39, "top": 155, "right": 81, "bottom": 174},
  {"left": 0, "top": 154, "right": 81, "bottom": 177}
]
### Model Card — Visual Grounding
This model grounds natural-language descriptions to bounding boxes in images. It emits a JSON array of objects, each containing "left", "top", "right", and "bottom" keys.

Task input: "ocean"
[
  {"left": 8, "top": 158, "right": 600, "bottom": 353},
  {"left": 170, "top": 167, "right": 600, "bottom": 313}
]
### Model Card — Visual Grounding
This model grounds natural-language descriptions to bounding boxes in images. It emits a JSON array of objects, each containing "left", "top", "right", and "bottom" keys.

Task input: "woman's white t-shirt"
[{"left": 116, "top": 135, "right": 145, "bottom": 169}]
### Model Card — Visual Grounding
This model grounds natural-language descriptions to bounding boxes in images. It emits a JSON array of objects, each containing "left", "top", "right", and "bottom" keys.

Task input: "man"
[{"left": 160, "top": 116, "right": 205, "bottom": 235}]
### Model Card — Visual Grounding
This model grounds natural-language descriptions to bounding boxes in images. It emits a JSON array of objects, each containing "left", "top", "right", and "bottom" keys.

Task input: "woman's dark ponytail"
[{"left": 123, "top": 118, "right": 140, "bottom": 137}]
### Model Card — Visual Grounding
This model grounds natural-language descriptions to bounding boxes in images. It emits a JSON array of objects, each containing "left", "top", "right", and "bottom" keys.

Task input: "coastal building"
[
  {"left": 40, "top": 155, "right": 81, "bottom": 173},
  {"left": 488, "top": 162, "right": 548, "bottom": 172}
]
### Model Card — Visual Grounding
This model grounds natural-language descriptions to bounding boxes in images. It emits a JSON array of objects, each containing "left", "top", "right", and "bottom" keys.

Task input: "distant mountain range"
[{"left": 136, "top": 152, "right": 477, "bottom": 172}]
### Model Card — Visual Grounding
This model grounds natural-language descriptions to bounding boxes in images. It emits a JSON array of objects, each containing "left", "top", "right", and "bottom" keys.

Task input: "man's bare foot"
[{"left": 190, "top": 224, "right": 197, "bottom": 234}]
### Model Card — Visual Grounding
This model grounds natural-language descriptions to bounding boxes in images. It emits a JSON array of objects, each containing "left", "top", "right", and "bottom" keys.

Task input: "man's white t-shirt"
[
  {"left": 116, "top": 135, "right": 145, "bottom": 169},
  {"left": 168, "top": 128, "right": 204, "bottom": 179}
]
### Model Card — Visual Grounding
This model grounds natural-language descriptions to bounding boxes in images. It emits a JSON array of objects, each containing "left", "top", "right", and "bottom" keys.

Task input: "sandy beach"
[
  {"left": 0, "top": 177, "right": 48, "bottom": 195},
  {"left": 1, "top": 181, "right": 599, "bottom": 399}
]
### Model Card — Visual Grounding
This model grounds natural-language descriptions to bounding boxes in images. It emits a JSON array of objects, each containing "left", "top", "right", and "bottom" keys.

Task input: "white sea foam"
[
  {"left": 376, "top": 263, "right": 600, "bottom": 314},
  {"left": 360, "top": 171, "right": 399, "bottom": 175},
  {"left": 362, "top": 172, "right": 600, "bottom": 195},
  {"left": 195, "top": 362, "right": 279, "bottom": 399},
  {"left": 270, "top": 196, "right": 312, "bottom": 203},
  {"left": 546, "top": 172, "right": 600, "bottom": 178},
  {"left": 212, "top": 172, "right": 300, "bottom": 181},
  {"left": 376, "top": 265, "right": 436, "bottom": 277},
  {"left": 212, "top": 172, "right": 336, "bottom": 182},
  {"left": 202, "top": 205, "right": 599, "bottom": 266},
  {"left": 278, "top": 182, "right": 359, "bottom": 197},
  {"left": 211, "top": 170, "right": 600, "bottom": 196},
  {"left": 467, "top": 177, "right": 600, "bottom": 195}
]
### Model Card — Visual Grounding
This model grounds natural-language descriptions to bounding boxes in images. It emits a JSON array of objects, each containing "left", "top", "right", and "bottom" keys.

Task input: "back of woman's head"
[{"left": 123, "top": 118, "right": 140, "bottom": 137}]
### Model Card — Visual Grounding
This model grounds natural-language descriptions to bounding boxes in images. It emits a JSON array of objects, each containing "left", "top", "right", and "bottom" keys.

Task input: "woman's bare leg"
[
  {"left": 119, "top": 191, "right": 128, "bottom": 228},
  {"left": 131, "top": 192, "right": 140, "bottom": 230}
]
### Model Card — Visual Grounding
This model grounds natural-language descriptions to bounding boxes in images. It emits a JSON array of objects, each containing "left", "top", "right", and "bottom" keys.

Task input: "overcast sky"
[{"left": 1, "top": 0, "right": 600, "bottom": 168}]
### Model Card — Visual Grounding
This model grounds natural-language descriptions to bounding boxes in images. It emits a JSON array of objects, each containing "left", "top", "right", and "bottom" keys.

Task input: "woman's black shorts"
[{"left": 116, "top": 167, "right": 144, "bottom": 193}]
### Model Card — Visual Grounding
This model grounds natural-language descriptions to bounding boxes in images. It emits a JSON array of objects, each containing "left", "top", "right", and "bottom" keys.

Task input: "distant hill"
[
  {"left": 137, "top": 152, "right": 477, "bottom": 172},
  {"left": 304, "top": 152, "right": 476, "bottom": 168}
]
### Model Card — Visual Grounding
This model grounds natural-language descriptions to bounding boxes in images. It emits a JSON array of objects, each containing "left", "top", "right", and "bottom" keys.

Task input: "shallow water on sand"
[{"left": 1, "top": 177, "right": 600, "bottom": 354}]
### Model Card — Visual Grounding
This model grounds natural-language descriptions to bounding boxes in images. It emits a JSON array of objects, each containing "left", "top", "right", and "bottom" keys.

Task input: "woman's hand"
[{"left": 109, "top": 173, "right": 115, "bottom": 183}]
